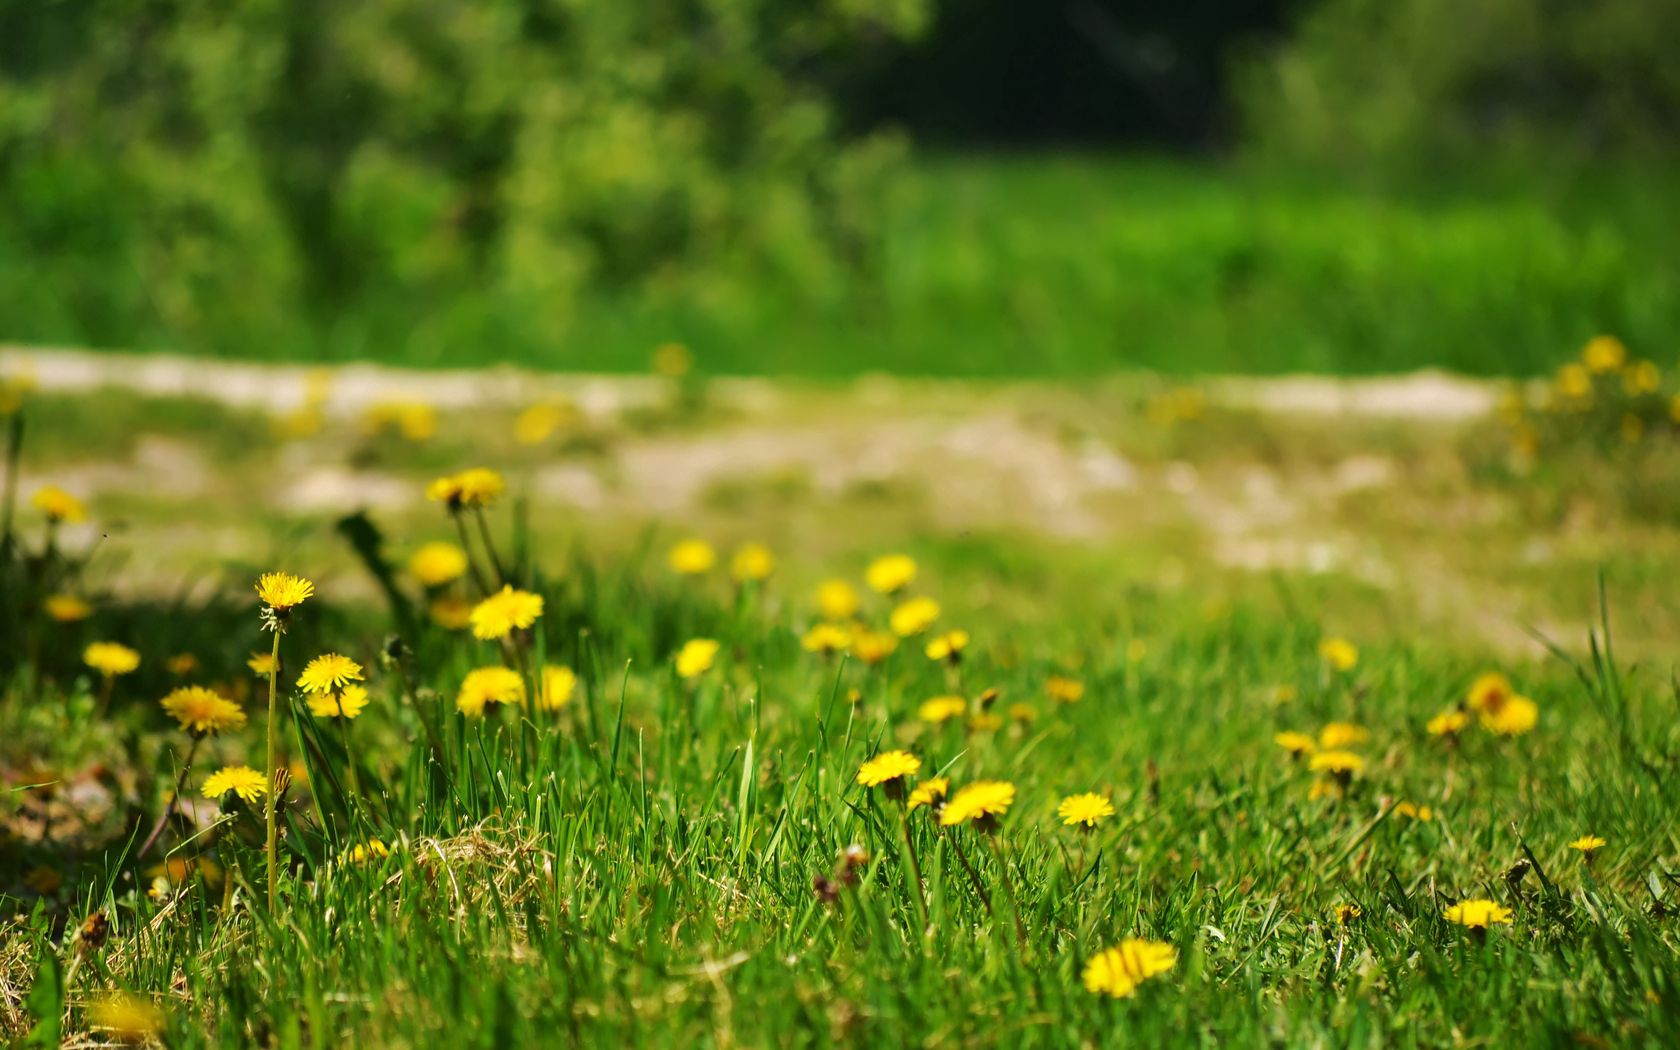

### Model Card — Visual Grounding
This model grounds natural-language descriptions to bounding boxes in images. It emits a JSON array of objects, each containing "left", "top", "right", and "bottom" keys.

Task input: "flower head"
[
  {"left": 88, "top": 992, "right": 166, "bottom": 1043},
  {"left": 84, "top": 642, "right": 139, "bottom": 677},
  {"left": 166, "top": 653, "right": 199, "bottom": 676},
  {"left": 908, "top": 776, "right": 949, "bottom": 812},
  {"left": 1582, "top": 334, "right": 1627, "bottom": 374},
  {"left": 675, "top": 639, "right": 720, "bottom": 679},
  {"left": 730, "top": 543, "right": 775, "bottom": 583},
  {"left": 1468, "top": 672, "right": 1513, "bottom": 713},
  {"left": 456, "top": 666, "right": 524, "bottom": 717},
  {"left": 298, "top": 653, "right": 364, "bottom": 695},
  {"left": 31, "top": 485, "right": 86, "bottom": 523},
  {"left": 939, "top": 780, "right": 1016, "bottom": 827},
  {"left": 247, "top": 651, "right": 279, "bottom": 677},
  {"left": 160, "top": 686, "right": 247, "bottom": 734},
  {"left": 534, "top": 665, "right": 577, "bottom": 711},
  {"left": 865, "top": 554, "right": 917, "bottom": 595},
  {"left": 1082, "top": 939, "right": 1177, "bottom": 998},
  {"left": 850, "top": 629, "right": 899, "bottom": 664},
  {"left": 339, "top": 839, "right": 393, "bottom": 865},
  {"left": 1058, "top": 792, "right": 1116, "bottom": 828},
  {"left": 652, "top": 342, "right": 693, "bottom": 378},
  {"left": 427, "top": 468, "right": 505, "bottom": 509},
  {"left": 668, "top": 539, "right": 716, "bottom": 575},
  {"left": 1046, "top": 675, "right": 1084, "bottom": 703},
  {"left": 306, "top": 684, "right": 370, "bottom": 720},
  {"left": 924, "top": 629, "right": 969, "bottom": 663},
  {"left": 918, "top": 695, "right": 967, "bottom": 724},
  {"left": 429, "top": 595, "right": 472, "bottom": 631},
  {"left": 1393, "top": 801, "right": 1434, "bottom": 821},
  {"left": 1480, "top": 695, "right": 1538, "bottom": 736},
  {"left": 255, "top": 572, "right": 314, "bottom": 611},
  {"left": 1427, "top": 709, "right": 1469, "bottom": 736},
  {"left": 889, "top": 596, "right": 941, "bottom": 637},
  {"left": 856, "top": 750, "right": 921, "bottom": 788},
  {"left": 1568, "top": 835, "right": 1606, "bottom": 855},
  {"left": 1318, "top": 722, "right": 1368, "bottom": 749},
  {"left": 1273, "top": 731, "right": 1317, "bottom": 757},
  {"left": 801, "top": 623, "right": 852, "bottom": 657},
  {"left": 469, "top": 585, "right": 544, "bottom": 640},
  {"left": 45, "top": 594, "right": 92, "bottom": 623},
  {"left": 1333, "top": 903, "right": 1362, "bottom": 925},
  {"left": 1309, "top": 750, "right": 1366, "bottom": 776},
  {"left": 408, "top": 542, "right": 469, "bottom": 587},
  {"left": 1444, "top": 898, "right": 1513, "bottom": 929},
  {"left": 202, "top": 766, "right": 267, "bottom": 803},
  {"left": 815, "top": 578, "right": 860, "bottom": 621},
  {"left": 1318, "top": 637, "right": 1358, "bottom": 672}
]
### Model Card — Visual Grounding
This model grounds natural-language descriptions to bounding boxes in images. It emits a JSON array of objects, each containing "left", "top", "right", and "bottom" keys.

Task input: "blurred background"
[{"left": 2, "top": 0, "right": 1677, "bottom": 377}]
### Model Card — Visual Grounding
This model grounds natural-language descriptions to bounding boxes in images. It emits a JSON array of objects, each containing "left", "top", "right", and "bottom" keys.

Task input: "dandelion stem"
[
  {"left": 472, "top": 505, "right": 507, "bottom": 588},
  {"left": 453, "top": 512, "right": 493, "bottom": 597},
  {"left": 264, "top": 629, "right": 282, "bottom": 912},
  {"left": 137, "top": 734, "right": 201, "bottom": 858}
]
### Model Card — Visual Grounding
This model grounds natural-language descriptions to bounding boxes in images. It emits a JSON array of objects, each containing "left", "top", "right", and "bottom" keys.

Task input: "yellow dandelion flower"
[
  {"left": 652, "top": 341, "right": 693, "bottom": 378},
  {"left": 202, "top": 766, "right": 267, "bottom": 803},
  {"left": 30, "top": 485, "right": 86, "bottom": 523},
  {"left": 1582, "top": 334, "right": 1627, "bottom": 374},
  {"left": 1058, "top": 792, "right": 1116, "bottom": 828},
  {"left": 1007, "top": 702, "right": 1037, "bottom": 723},
  {"left": 668, "top": 538, "right": 716, "bottom": 575},
  {"left": 1309, "top": 750, "right": 1365, "bottom": 776},
  {"left": 1271, "top": 684, "right": 1298, "bottom": 705},
  {"left": 730, "top": 542, "right": 775, "bottom": 583},
  {"left": 1427, "top": 709, "right": 1469, "bottom": 736},
  {"left": 1393, "top": 801, "right": 1434, "bottom": 821},
  {"left": 676, "top": 638, "right": 720, "bottom": 679},
  {"left": 865, "top": 554, "right": 917, "bottom": 595},
  {"left": 856, "top": 750, "right": 921, "bottom": 788},
  {"left": 339, "top": 839, "right": 392, "bottom": 865},
  {"left": 44, "top": 594, "right": 92, "bottom": 622},
  {"left": 924, "top": 629, "right": 969, "bottom": 662},
  {"left": 815, "top": 578, "right": 861, "bottom": 621},
  {"left": 534, "top": 665, "right": 577, "bottom": 711},
  {"left": 850, "top": 629, "right": 899, "bottom": 664},
  {"left": 160, "top": 686, "right": 246, "bottom": 734},
  {"left": 456, "top": 666, "right": 524, "bottom": 717},
  {"left": 88, "top": 992, "right": 165, "bottom": 1043},
  {"left": 1467, "top": 672, "right": 1513, "bottom": 713},
  {"left": 889, "top": 596, "right": 940, "bottom": 637},
  {"left": 427, "top": 468, "right": 504, "bottom": 509},
  {"left": 908, "top": 776, "right": 949, "bottom": 812},
  {"left": 918, "top": 695, "right": 967, "bottom": 724},
  {"left": 297, "top": 653, "right": 364, "bottom": 695},
  {"left": 1082, "top": 939, "right": 1177, "bottom": 998},
  {"left": 1480, "top": 695, "right": 1538, "bottom": 736},
  {"left": 84, "top": 642, "right": 140, "bottom": 677},
  {"left": 1555, "top": 362, "right": 1593, "bottom": 401},
  {"left": 1273, "top": 731, "right": 1317, "bottom": 757},
  {"left": 1318, "top": 722, "right": 1368, "bottom": 749},
  {"left": 1333, "top": 903, "right": 1362, "bottom": 924},
  {"left": 1568, "top": 835, "right": 1605, "bottom": 855},
  {"left": 306, "top": 684, "right": 370, "bottom": 720},
  {"left": 1444, "top": 898, "right": 1513, "bottom": 929},
  {"left": 469, "top": 584, "right": 545, "bottom": 640},
  {"left": 801, "top": 623, "right": 852, "bottom": 656},
  {"left": 408, "top": 542, "right": 469, "bottom": 587},
  {"left": 939, "top": 780, "right": 1016, "bottom": 827},
  {"left": 1318, "top": 637, "right": 1358, "bottom": 672},
  {"left": 1623, "top": 360, "right": 1661, "bottom": 396},
  {"left": 969, "top": 712, "right": 1004, "bottom": 733},
  {"left": 166, "top": 653, "right": 199, "bottom": 676},
  {"left": 429, "top": 595, "right": 472, "bottom": 631},
  {"left": 247, "top": 651, "right": 279, "bottom": 677},
  {"left": 1046, "top": 675, "right": 1084, "bottom": 703},
  {"left": 514, "top": 401, "right": 575, "bottom": 445},
  {"left": 254, "top": 572, "right": 314, "bottom": 611}
]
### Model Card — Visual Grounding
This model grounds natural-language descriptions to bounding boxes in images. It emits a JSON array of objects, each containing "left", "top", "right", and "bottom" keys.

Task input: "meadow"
[{"left": 2, "top": 338, "right": 1679, "bottom": 1046}]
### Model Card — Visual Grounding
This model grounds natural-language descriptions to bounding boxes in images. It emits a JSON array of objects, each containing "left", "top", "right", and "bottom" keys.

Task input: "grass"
[
  {"left": 7, "top": 154, "right": 1680, "bottom": 378},
  {"left": 3, "top": 373, "right": 1680, "bottom": 1046}
]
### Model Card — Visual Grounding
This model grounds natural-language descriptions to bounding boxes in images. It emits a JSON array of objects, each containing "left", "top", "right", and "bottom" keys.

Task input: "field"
[{"left": 3, "top": 341, "right": 1680, "bottom": 1047}]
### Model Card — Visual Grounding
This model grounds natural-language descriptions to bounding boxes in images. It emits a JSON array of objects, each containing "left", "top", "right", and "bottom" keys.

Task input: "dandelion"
[
  {"left": 306, "top": 684, "right": 370, "bottom": 720},
  {"left": 668, "top": 539, "right": 716, "bottom": 575},
  {"left": 857, "top": 750, "right": 921, "bottom": 789},
  {"left": 801, "top": 623, "right": 852, "bottom": 657},
  {"left": 1273, "top": 731, "right": 1317, "bottom": 757},
  {"left": 30, "top": 485, "right": 86, "bottom": 523},
  {"left": 429, "top": 595, "right": 472, "bottom": 631},
  {"left": 1046, "top": 675, "right": 1084, "bottom": 703},
  {"left": 1309, "top": 750, "right": 1365, "bottom": 777},
  {"left": 160, "top": 686, "right": 247, "bottom": 734},
  {"left": 1333, "top": 903, "right": 1362, "bottom": 924},
  {"left": 515, "top": 401, "right": 575, "bottom": 445},
  {"left": 730, "top": 542, "right": 775, "bottom": 583},
  {"left": 469, "top": 584, "right": 544, "bottom": 640},
  {"left": 675, "top": 638, "right": 720, "bottom": 679},
  {"left": 1393, "top": 801, "right": 1434, "bottom": 821},
  {"left": 1624, "top": 360, "right": 1661, "bottom": 396},
  {"left": 88, "top": 992, "right": 166, "bottom": 1043},
  {"left": 534, "top": 665, "right": 577, "bottom": 711},
  {"left": 1318, "top": 637, "right": 1358, "bottom": 672},
  {"left": 969, "top": 712, "right": 1003, "bottom": 733},
  {"left": 850, "top": 629, "right": 899, "bottom": 664},
  {"left": 254, "top": 570, "right": 312, "bottom": 914},
  {"left": 1555, "top": 362, "right": 1593, "bottom": 401},
  {"left": 889, "top": 596, "right": 941, "bottom": 637},
  {"left": 166, "top": 653, "right": 198, "bottom": 676},
  {"left": 918, "top": 695, "right": 967, "bottom": 724},
  {"left": 652, "top": 341, "right": 693, "bottom": 378},
  {"left": 908, "top": 777, "right": 949, "bottom": 812},
  {"left": 44, "top": 594, "right": 91, "bottom": 622},
  {"left": 1480, "top": 695, "right": 1538, "bottom": 736},
  {"left": 84, "top": 642, "right": 140, "bottom": 678},
  {"left": 865, "top": 553, "right": 917, "bottom": 595},
  {"left": 1058, "top": 792, "right": 1115, "bottom": 828},
  {"left": 924, "top": 629, "right": 969, "bottom": 663},
  {"left": 1007, "top": 702, "right": 1037, "bottom": 723},
  {"left": 247, "top": 651, "right": 279, "bottom": 677},
  {"left": 339, "top": 839, "right": 393, "bottom": 865},
  {"left": 1444, "top": 898, "right": 1513, "bottom": 929},
  {"left": 456, "top": 666, "right": 524, "bottom": 717},
  {"left": 1467, "top": 672, "right": 1512, "bottom": 712},
  {"left": 426, "top": 468, "right": 505, "bottom": 509},
  {"left": 297, "top": 653, "right": 364, "bottom": 694},
  {"left": 815, "top": 578, "right": 860, "bottom": 621},
  {"left": 202, "top": 766, "right": 267, "bottom": 804},
  {"left": 940, "top": 780, "right": 1015, "bottom": 828},
  {"left": 408, "top": 542, "right": 469, "bottom": 587},
  {"left": 1271, "top": 684, "right": 1298, "bottom": 705},
  {"left": 1082, "top": 939, "right": 1177, "bottom": 999},
  {"left": 1568, "top": 835, "right": 1606, "bottom": 857},
  {"left": 1427, "top": 709, "right": 1469, "bottom": 736},
  {"left": 1582, "top": 334, "right": 1627, "bottom": 374},
  {"left": 1318, "top": 722, "right": 1368, "bottom": 749},
  {"left": 254, "top": 572, "right": 314, "bottom": 614}
]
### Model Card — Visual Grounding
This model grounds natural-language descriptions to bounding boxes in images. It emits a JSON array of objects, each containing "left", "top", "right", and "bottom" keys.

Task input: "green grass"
[
  {"left": 8, "top": 155, "right": 1680, "bottom": 378},
  {"left": 4, "top": 494, "right": 1680, "bottom": 1045}
]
